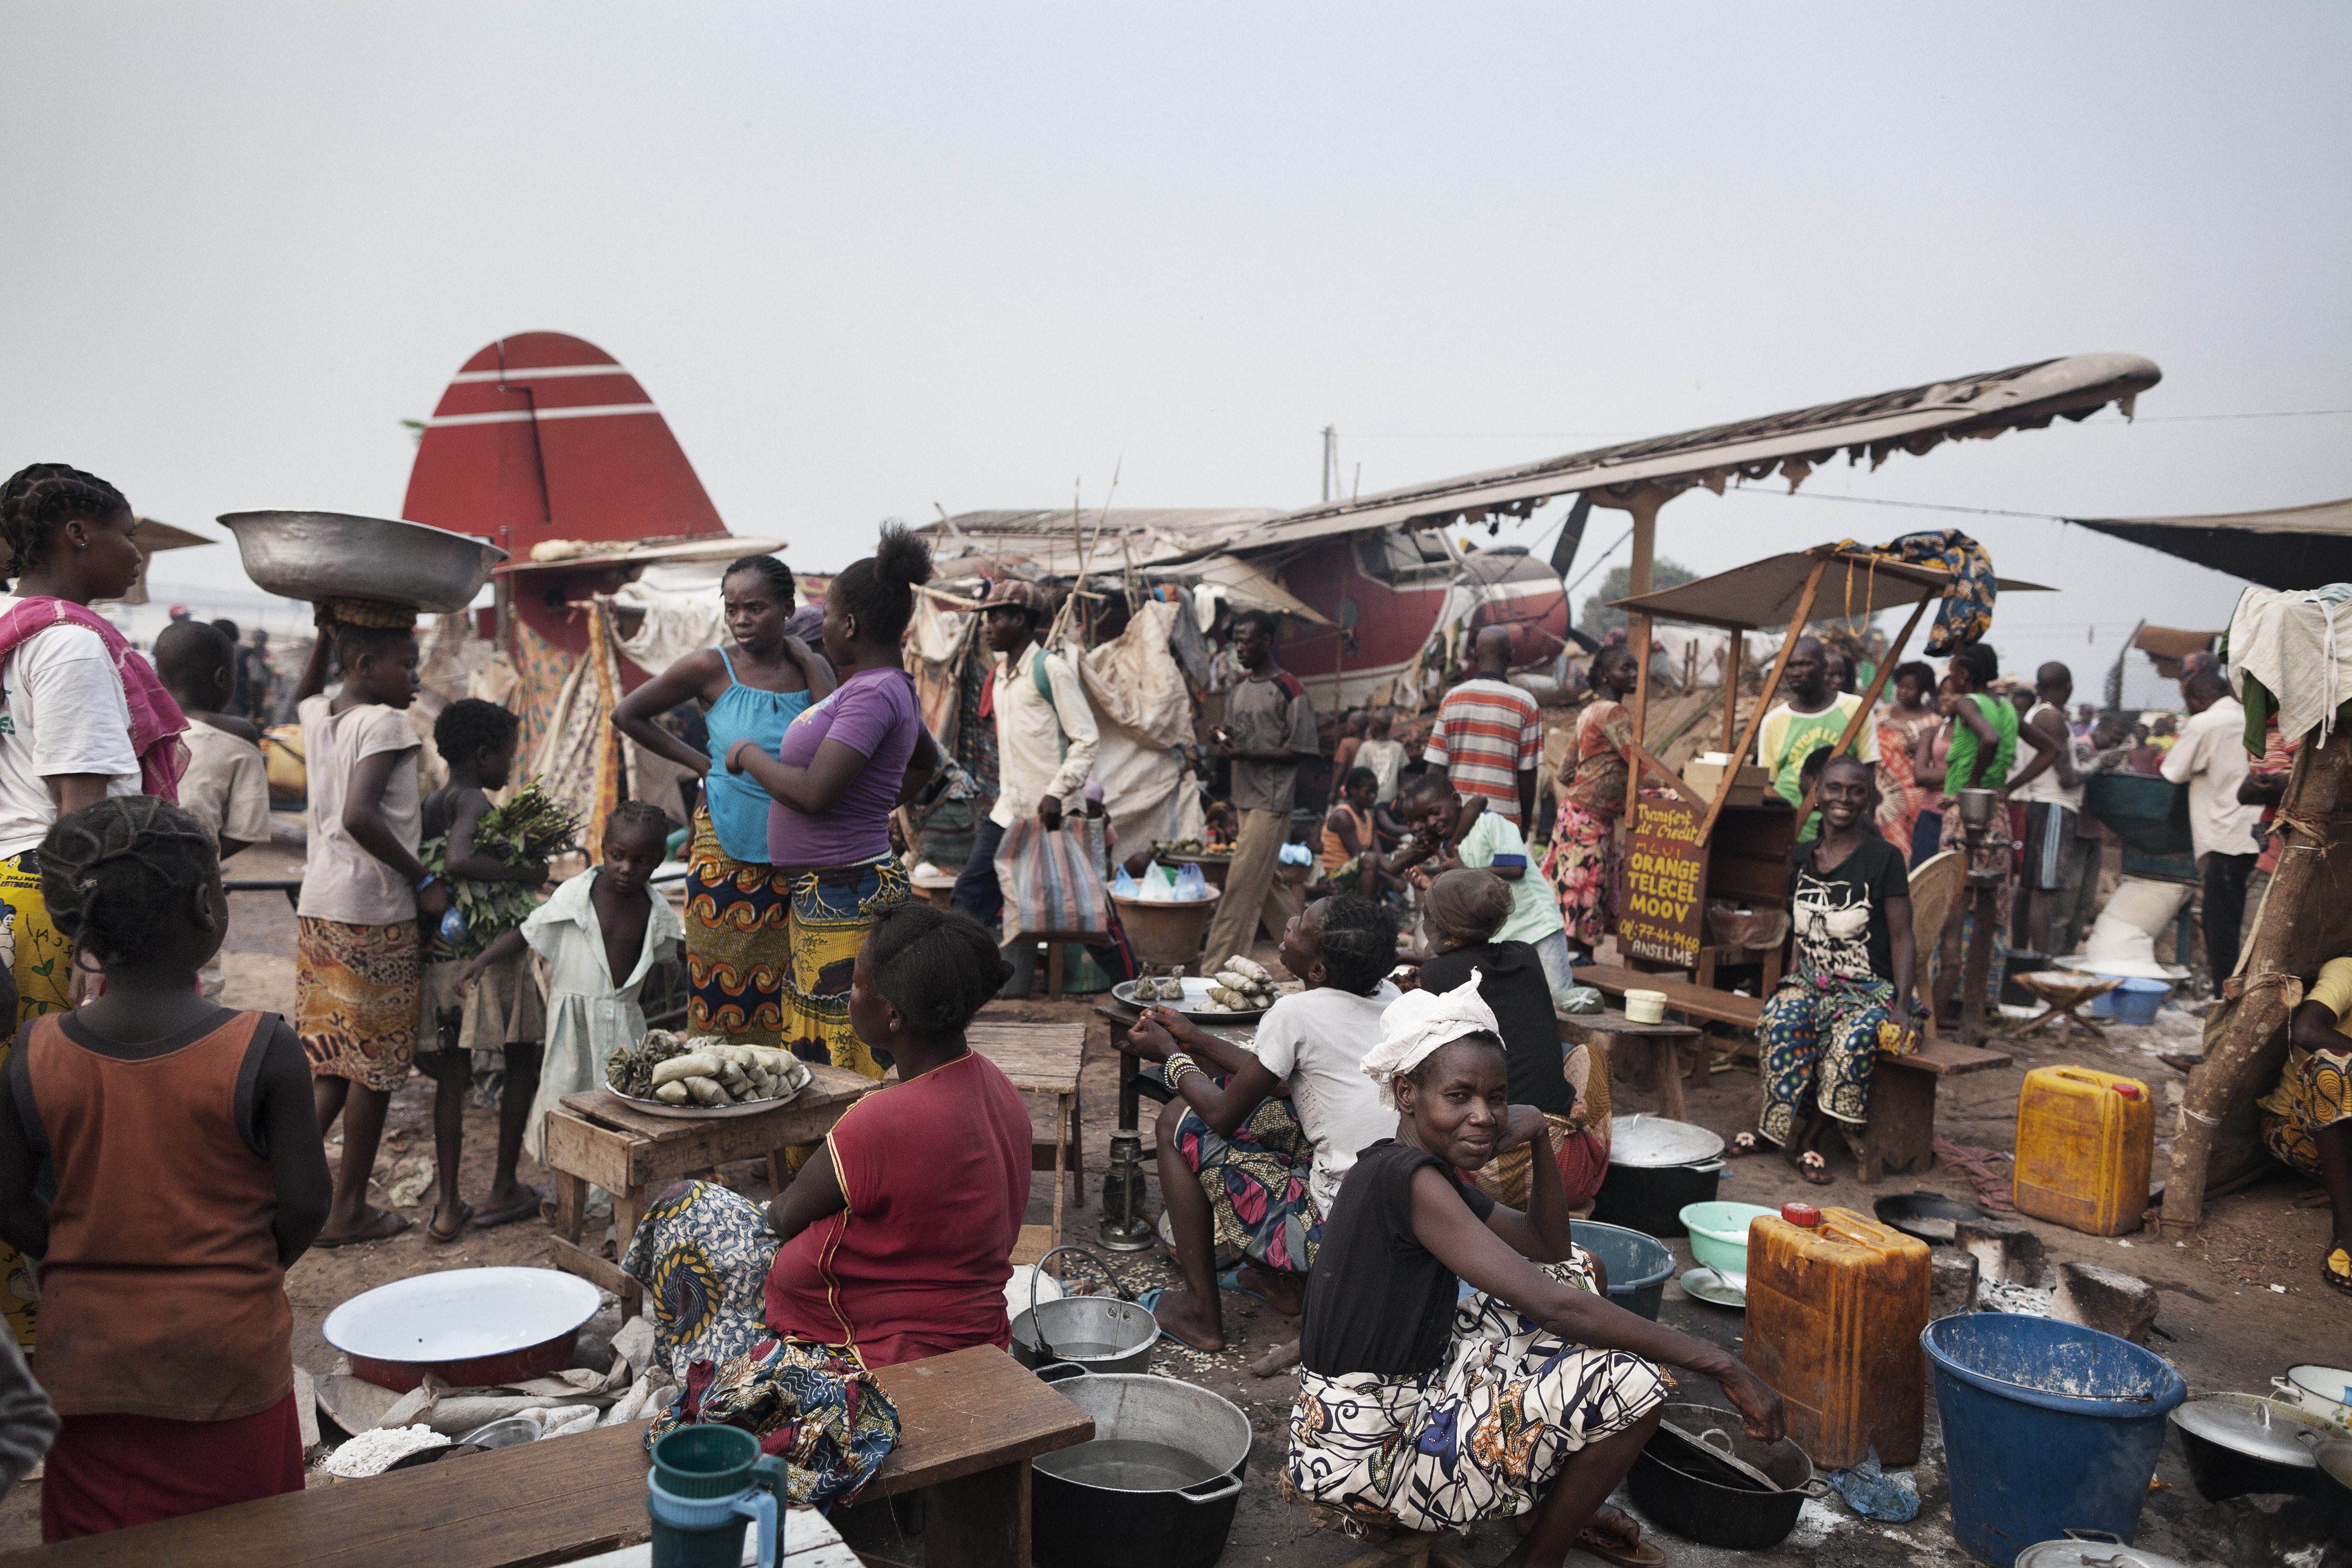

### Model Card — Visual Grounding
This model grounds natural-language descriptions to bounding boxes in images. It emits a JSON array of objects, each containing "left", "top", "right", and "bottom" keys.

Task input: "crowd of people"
[{"left": 0, "top": 452, "right": 2336, "bottom": 1563}]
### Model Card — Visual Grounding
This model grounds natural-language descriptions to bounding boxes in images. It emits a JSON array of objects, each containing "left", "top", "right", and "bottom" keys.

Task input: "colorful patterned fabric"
[
  {"left": 0, "top": 850, "right": 68, "bottom": 1345},
  {"left": 528, "top": 600, "right": 628, "bottom": 863},
  {"left": 647, "top": 1339, "right": 901, "bottom": 1513},
  {"left": 1543, "top": 803, "right": 1618, "bottom": 948},
  {"left": 1867, "top": 529, "right": 1997, "bottom": 656},
  {"left": 506, "top": 614, "right": 576, "bottom": 784},
  {"left": 1561, "top": 699, "right": 1632, "bottom": 816},
  {"left": 1874, "top": 710, "right": 1938, "bottom": 858},
  {"left": 295, "top": 916, "right": 420, "bottom": 1094},
  {"left": 1285, "top": 1252, "right": 1667, "bottom": 1532},
  {"left": 1758, "top": 971, "right": 1905, "bottom": 1144},
  {"left": 0, "top": 596, "right": 188, "bottom": 802},
  {"left": 621, "top": 1178, "right": 782, "bottom": 1377},
  {"left": 784, "top": 855, "right": 910, "bottom": 1080},
  {"left": 685, "top": 809, "right": 793, "bottom": 1050},
  {"left": 2259, "top": 1043, "right": 2352, "bottom": 1181},
  {"left": 1172, "top": 1094, "right": 1324, "bottom": 1273}
]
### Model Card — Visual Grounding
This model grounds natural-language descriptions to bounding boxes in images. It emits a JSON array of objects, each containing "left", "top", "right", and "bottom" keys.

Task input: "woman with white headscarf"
[{"left": 1286, "top": 977, "right": 1785, "bottom": 1568}]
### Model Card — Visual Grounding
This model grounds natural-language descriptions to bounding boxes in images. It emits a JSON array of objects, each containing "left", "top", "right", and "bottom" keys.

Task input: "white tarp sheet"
[{"left": 1073, "top": 598, "right": 1205, "bottom": 852}]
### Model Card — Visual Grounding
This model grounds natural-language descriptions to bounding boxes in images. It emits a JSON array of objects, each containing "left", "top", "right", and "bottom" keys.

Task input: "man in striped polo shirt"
[{"left": 1422, "top": 625, "right": 1542, "bottom": 827}]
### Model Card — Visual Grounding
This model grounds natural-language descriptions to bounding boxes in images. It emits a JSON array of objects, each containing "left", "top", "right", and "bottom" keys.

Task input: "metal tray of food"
[{"left": 1112, "top": 977, "right": 1271, "bottom": 1022}]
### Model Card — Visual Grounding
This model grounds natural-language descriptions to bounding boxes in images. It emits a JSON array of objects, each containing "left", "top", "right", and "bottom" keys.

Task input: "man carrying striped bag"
[{"left": 1423, "top": 626, "right": 1543, "bottom": 827}]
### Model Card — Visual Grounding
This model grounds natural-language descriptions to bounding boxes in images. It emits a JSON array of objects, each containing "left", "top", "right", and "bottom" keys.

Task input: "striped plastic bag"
[{"left": 993, "top": 816, "right": 1112, "bottom": 942}]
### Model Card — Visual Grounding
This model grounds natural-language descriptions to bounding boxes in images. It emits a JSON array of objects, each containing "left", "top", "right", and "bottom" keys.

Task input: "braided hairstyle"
[
  {"left": 604, "top": 799, "right": 673, "bottom": 849},
  {"left": 1313, "top": 894, "right": 1399, "bottom": 996},
  {"left": 862, "top": 901, "right": 1009, "bottom": 1036},
  {"left": 723, "top": 555, "right": 797, "bottom": 606},
  {"left": 1, "top": 464, "right": 129, "bottom": 587},
  {"left": 39, "top": 798, "right": 219, "bottom": 969},
  {"left": 829, "top": 522, "right": 932, "bottom": 644}
]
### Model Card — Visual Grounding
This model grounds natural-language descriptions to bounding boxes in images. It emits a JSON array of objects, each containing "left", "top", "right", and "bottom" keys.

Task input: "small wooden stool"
[
  {"left": 541, "top": 1065, "right": 877, "bottom": 1314},
  {"left": 2004, "top": 970, "right": 2120, "bottom": 1046},
  {"left": 911, "top": 869, "right": 959, "bottom": 909},
  {"left": 969, "top": 1018, "right": 1087, "bottom": 1259},
  {"left": 1559, "top": 1010, "right": 1704, "bottom": 1121}
]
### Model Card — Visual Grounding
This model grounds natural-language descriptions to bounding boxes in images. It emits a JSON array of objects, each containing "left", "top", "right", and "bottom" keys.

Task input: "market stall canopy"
[
  {"left": 1163, "top": 553, "right": 1333, "bottom": 626},
  {"left": 1608, "top": 545, "right": 2051, "bottom": 632},
  {"left": 103, "top": 516, "right": 217, "bottom": 607},
  {"left": 2068, "top": 497, "right": 2352, "bottom": 591},
  {"left": 923, "top": 508, "right": 1280, "bottom": 579},
  {"left": 1239, "top": 352, "right": 2161, "bottom": 548}
]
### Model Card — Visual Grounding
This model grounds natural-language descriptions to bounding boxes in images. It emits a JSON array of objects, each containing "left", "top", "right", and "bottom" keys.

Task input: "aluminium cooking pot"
[
  {"left": 1008, "top": 1245, "right": 1158, "bottom": 1376},
  {"left": 1031, "top": 1363, "right": 1250, "bottom": 1568},
  {"left": 1590, "top": 1115, "right": 1725, "bottom": 1239},
  {"left": 1626, "top": 1401, "right": 1826, "bottom": 1551}
]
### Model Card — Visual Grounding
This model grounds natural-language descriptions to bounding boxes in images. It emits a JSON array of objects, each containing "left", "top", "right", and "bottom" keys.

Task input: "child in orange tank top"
[{"left": 0, "top": 799, "right": 330, "bottom": 1540}]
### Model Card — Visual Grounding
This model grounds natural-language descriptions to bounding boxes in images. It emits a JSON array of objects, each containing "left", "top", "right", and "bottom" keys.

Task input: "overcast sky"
[{"left": 5, "top": 4, "right": 2347, "bottom": 699}]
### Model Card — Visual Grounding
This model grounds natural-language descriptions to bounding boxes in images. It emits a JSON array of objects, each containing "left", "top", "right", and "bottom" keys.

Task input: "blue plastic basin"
[
  {"left": 1570, "top": 1221, "right": 1676, "bottom": 1320},
  {"left": 2090, "top": 976, "right": 2171, "bottom": 1025},
  {"left": 1923, "top": 1313, "right": 2186, "bottom": 1567}
]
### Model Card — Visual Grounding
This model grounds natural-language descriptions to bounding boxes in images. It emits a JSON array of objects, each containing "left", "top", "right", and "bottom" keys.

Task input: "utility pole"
[{"left": 1321, "top": 425, "right": 1338, "bottom": 503}]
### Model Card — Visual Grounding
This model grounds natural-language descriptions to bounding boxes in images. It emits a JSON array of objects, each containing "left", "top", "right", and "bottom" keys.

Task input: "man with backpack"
[{"left": 951, "top": 579, "right": 1103, "bottom": 987}]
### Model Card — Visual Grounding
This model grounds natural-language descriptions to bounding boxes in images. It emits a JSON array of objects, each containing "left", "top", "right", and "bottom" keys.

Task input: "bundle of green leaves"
[{"left": 424, "top": 779, "right": 580, "bottom": 942}]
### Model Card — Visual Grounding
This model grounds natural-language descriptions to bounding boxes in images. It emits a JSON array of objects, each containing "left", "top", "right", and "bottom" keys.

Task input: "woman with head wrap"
[
  {"left": 1416, "top": 870, "right": 1609, "bottom": 1211},
  {"left": 1287, "top": 977, "right": 1784, "bottom": 1568}
]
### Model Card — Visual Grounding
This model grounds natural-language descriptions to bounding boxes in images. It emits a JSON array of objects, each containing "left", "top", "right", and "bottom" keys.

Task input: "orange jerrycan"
[
  {"left": 2012, "top": 1065, "right": 2153, "bottom": 1235},
  {"left": 1743, "top": 1203, "right": 1931, "bottom": 1468}
]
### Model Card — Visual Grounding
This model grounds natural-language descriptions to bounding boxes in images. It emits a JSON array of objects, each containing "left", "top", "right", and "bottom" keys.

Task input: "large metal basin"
[
  {"left": 1033, "top": 1365, "right": 1251, "bottom": 1568},
  {"left": 220, "top": 510, "right": 506, "bottom": 614}
]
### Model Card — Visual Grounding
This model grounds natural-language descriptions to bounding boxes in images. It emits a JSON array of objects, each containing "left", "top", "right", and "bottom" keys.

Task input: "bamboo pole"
[
  {"left": 1695, "top": 558, "right": 1827, "bottom": 848},
  {"left": 1630, "top": 611, "right": 1653, "bottom": 750},
  {"left": 1791, "top": 590, "right": 1936, "bottom": 831},
  {"left": 1721, "top": 630, "right": 1744, "bottom": 756},
  {"left": 2161, "top": 729, "right": 2351, "bottom": 1230}
]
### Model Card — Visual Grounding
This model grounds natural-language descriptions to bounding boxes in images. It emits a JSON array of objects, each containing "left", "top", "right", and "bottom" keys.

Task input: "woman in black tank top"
[{"left": 1288, "top": 1020, "right": 1785, "bottom": 1568}]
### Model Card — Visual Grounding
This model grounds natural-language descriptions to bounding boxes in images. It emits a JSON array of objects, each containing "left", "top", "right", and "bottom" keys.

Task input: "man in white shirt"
[
  {"left": 2161, "top": 670, "right": 2264, "bottom": 990},
  {"left": 948, "top": 579, "right": 1103, "bottom": 986},
  {"left": 1123, "top": 895, "right": 1401, "bottom": 1352}
]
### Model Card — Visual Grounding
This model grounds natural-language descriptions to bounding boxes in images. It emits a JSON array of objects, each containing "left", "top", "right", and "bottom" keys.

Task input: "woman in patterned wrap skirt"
[{"left": 1288, "top": 992, "right": 1784, "bottom": 1566}]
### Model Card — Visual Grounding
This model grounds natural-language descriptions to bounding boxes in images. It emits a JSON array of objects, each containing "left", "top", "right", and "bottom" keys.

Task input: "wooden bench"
[
  {"left": 542, "top": 1065, "right": 877, "bottom": 1315},
  {"left": 967, "top": 1019, "right": 1087, "bottom": 1259},
  {"left": 0, "top": 1346, "right": 1092, "bottom": 1568},
  {"left": 1577, "top": 962, "right": 2012, "bottom": 1182}
]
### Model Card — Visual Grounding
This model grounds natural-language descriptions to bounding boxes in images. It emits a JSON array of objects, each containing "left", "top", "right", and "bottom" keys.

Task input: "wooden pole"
[
  {"left": 1630, "top": 612, "right": 1653, "bottom": 749},
  {"left": 2161, "top": 730, "right": 2351, "bottom": 1230},
  {"left": 1721, "top": 630, "right": 1744, "bottom": 755},
  {"left": 1791, "top": 590, "right": 1936, "bottom": 831},
  {"left": 1695, "top": 559, "right": 1827, "bottom": 848},
  {"left": 1625, "top": 489, "right": 1665, "bottom": 597}
]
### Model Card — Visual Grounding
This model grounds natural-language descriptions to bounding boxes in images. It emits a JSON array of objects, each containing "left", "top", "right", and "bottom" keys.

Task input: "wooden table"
[
  {"left": 0, "top": 1347, "right": 1091, "bottom": 1568},
  {"left": 562, "top": 1504, "right": 857, "bottom": 1565},
  {"left": 1557, "top": 1009, "right": 1704, "bottom": 1121},
  {"left": 911, "top": 869, "right": 959, "bottom": 909},
  {"left": 968, "top": 1019, "right": 1086, "bottom": 1258},
  {"left": 541, "top": 1064, "right": 877, "bottom": 1315}
]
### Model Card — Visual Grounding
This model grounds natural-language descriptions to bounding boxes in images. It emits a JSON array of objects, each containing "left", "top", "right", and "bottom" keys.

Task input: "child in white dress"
[{"left": 458, "top": 803, "right": 682, "bottom": 1170}]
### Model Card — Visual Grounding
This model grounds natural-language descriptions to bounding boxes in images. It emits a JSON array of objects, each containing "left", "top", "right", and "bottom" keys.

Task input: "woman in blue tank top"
[{"left": 614, "top": 557, "right": 832, "bottom": 1048}]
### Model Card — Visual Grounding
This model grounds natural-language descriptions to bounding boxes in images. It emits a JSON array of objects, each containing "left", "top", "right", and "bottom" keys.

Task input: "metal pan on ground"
[
  {"left": 1873, "top": 1190, "right": 1992, "bottom": 1246},
  {"left": 600, "top": 1081, "right": 805, "bottom": 1121},
  {"left": 1680, "top": 1266, "right": 1748, "bottom": 1309},
  {"left": 1111, "top": 978, "right": 1269, "bottom": 1023},
  {"left": 324, "top": 1266, "right": 601, "bottom": 1392}
]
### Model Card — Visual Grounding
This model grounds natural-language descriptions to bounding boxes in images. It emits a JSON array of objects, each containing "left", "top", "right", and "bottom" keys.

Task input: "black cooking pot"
[
  {"left": 1031, "top": 1363, "right": 1251, "bottom": 1568},
  {"left": 2316, "top": 1440, "right": 2352, "bottom": 1547},
  {"left": 1589, "top": 1115, "right": 1724, "bottom": 1239},
  {"left": 1626, "top": 1402, "right": 1826, "bottom": 1551},
  {"left": 2170, "top": 1394, "right": 2331, "bottom": 1502}
]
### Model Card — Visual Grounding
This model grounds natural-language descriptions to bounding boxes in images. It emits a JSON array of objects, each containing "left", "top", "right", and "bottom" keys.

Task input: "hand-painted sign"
[{"left": 1621, "top": 790, "right": 1707, "bottom": 967}]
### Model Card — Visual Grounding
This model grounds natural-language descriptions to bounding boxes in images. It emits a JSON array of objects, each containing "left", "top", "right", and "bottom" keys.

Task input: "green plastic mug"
[
  {"left": 649, "top": 1426, "right": 787, "bottom": 1568},
  {"left": 651, "top": 1424, "right": 785, "bottom": 1501}
]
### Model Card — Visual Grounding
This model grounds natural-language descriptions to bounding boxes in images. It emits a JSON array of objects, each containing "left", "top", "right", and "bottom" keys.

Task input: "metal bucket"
[
  {"left": 1032, "top": 1363, "right": 1250, "bottom": 1568},
  {"left": 1009, "top": 1245, "right": 1158, "bottom": 1376}
]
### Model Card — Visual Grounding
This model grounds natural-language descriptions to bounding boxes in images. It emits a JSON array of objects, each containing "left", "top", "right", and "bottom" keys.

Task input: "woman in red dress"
[{"left": 1543, "top": 645, "right": 1639, "bottom": 957}]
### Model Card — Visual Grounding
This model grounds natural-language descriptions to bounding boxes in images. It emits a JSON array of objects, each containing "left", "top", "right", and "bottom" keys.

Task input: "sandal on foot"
[
  {"left": 314, "top": 1208, "right": 411, "bottom": 1248},
  {"left": 2324, "top": 1244, "right": 2352, "bottom": 1296},
  {"left": 472, "top": 1185, "right": 547, "bottom": 1230},
  {"left": 1136, "top": 1287, "right": 1221, "bottom": 1353},
  {"left": 1215, "top": 1267, "right": 1270, "bottom": 1305},
  {"left": 1796, "top": 1150, "right": 1834, "bottom": 1186},
  {"left": 428, "top": 1200, "right": 475, "bottom": 1243},
  {"left": 1727, "top": 1132, "right": 1763, "bottom": 1157},
  {"left": 1576, "top": 1528, "right": 1665, "bottom": 1566}
]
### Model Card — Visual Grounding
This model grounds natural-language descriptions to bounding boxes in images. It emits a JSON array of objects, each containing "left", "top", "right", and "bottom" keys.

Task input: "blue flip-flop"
[{"left": 1215, "top": 1266, "right": 1270, "bottom": 1304}]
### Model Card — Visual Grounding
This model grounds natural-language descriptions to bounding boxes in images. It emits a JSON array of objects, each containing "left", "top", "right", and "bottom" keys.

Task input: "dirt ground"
[{"left": 3, "top": 834, "right": 2346, "bottom": 1563}]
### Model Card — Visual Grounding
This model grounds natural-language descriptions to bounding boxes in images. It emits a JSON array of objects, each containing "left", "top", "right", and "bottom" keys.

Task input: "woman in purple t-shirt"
[{"left": 727, "top": 525, "right": 939, "bottom": 1080}]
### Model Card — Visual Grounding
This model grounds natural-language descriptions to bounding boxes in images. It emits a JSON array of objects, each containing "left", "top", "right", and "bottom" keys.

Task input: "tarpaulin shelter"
[{"left": 2069, "top": 497, "right": 2352, "bottom": 591}]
